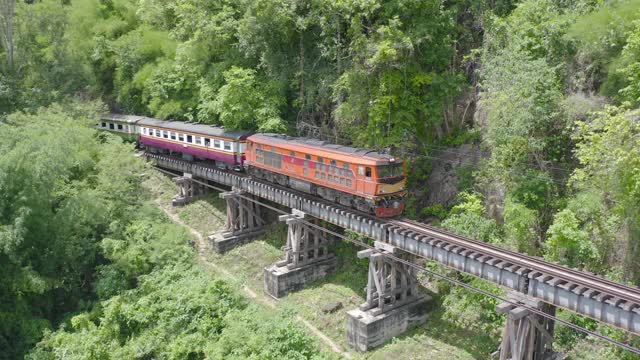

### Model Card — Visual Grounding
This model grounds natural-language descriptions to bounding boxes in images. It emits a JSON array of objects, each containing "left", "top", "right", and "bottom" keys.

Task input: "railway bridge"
[{"left": 147, "top": 153, "right": 640, "bottom": 359}]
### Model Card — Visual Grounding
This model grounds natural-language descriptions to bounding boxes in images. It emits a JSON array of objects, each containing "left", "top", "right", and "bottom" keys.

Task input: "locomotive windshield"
[{"left": 378, "top": 163, "right": 404, "bottom": 178}]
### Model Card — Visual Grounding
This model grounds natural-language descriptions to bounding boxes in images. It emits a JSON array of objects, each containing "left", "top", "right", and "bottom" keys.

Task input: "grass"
[{"left": 143, "top": 169, "right": 498, "bottom": 359}]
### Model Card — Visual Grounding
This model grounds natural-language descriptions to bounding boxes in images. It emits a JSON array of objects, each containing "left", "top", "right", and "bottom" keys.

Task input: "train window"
[
  {"left": 257, "top": 144, "right": 262, "bottom": 149},
  {"left": 204, "top": 138, "right": 210, "bottom": 147},
  {"left": 195, "top": 136, "right": 201, "bottom": 145},
  {"left": 321, "top": 173, "right": 325, "bottom": 180},
  {"left": 358, "top": 166, "right": 364, "bottom": 176},
  {"left": 347, "top": 179, "right": 352, "bottom": 187},
  {"left": 101, "top": 122, "right": 106, "bottom": 128},
  {"left": 117, "top": 124, "right": 123, "bottom": 130},
  {"left": 378, "top": 163, "right": 404, "bottom": 178},
  {"left": 340, "top": 178, "right": 345, "bottom": 185},
  {"left": 142, "top": 127, "right": 147, "bottom": 134},
  {"left": 187, "top": 135, "right": 193, "bottom": 143},
  {"left": 365, "top": 167, "right": 372, "bottom": 178},
  {"left": 328, "top": 175, "right": 332, "bottom": 182},
  {"left": 224, "top": 142, "right": 231, "bottom": 151},
  {"left": 171, "top": 132, "right": 176, "bottom": 140},
  {"left": 178, "top": 133, "right": 184, "bottom": 142},
  {"left": 305, "top": 154, "right": 311, "bottom": 160},
  {"left": 315, "top": 171, "right": 319, "bottom": 179},
  {"left": 290, "top": 151, "right": 295, "bottom": 157},
  {"left": 213, "top": 139, "right": 220, "bottom": 148},
  {"left": 330, "top": 160, "right": 337, "bottom": 166},
  {"left": 303, "top": 168, "right": 308, "bottom": 176},
  {"left": 343, "top": 162, "right": 350, "bottom": 169},
  {"left": 109, "top": 123, "right": 115, "bottom": 130},
  {"left": 163, "top": 131, "right": 168, "bottom": 139}
]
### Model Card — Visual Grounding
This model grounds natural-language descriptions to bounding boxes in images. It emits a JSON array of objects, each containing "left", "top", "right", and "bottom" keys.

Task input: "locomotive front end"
[{"left": 372, "top": 160, "right": 407, "bottom": 218}]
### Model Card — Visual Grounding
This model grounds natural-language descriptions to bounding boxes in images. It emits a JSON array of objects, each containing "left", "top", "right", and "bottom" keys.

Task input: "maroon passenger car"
[{"left": 137, "top": 117, "right": 252, "bottom": 170}]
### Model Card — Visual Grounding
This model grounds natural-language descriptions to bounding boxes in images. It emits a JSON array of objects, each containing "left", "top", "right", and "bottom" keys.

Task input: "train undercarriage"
[{"left": 248, "top": 166, "right": 405, "bottom": 217}]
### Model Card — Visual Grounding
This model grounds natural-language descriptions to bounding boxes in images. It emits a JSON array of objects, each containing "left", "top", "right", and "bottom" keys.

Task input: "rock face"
[{"left": 425, "top": 144, "right": 484, "bottom": 207}]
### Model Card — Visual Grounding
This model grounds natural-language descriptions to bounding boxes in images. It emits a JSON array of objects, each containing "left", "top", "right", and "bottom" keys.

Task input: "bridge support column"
[
  {"left": 496, "top": 293, "right": 558, "bottom": 360},
  {"left": 264, "top": 210, "right": 336, "bottom": 299},
  {"left": 208, "top": 187, "right": 266, "bottom": 253},
  {"left": 172, "top": 174, "right": 208, "bottom": 206},
  {"left": 347, "top": 245, "right": 432, "bottom": 352}
]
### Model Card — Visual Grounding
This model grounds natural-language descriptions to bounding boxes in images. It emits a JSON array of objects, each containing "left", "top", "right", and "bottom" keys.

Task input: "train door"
[{"left": 356, "top": 165, "right": 371, "bottom": 195}]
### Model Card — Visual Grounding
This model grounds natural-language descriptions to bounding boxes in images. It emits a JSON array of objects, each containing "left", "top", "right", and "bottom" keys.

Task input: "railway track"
[
  {"left": 151, "top": 153, "right": 640, "bottom": 305},
  {"left": 147, "top": 153, "right": 640, "bottom": 333},
  {"left": 391, "top": 218, "right": 640, "bottom": 307}
]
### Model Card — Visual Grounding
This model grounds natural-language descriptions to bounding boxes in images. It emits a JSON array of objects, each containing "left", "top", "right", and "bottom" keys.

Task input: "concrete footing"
[
  {"left": 264, "top": 255, "right": 337, "bottom": 299},
  {"left": 208, "top": 228, "right": 267, "bottom": 254},
  {"left": 347, "top": 295, "right": 432, "bottom": 351}
]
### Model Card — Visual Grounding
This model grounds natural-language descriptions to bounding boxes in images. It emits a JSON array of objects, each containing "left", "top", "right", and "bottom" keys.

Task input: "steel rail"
[
  {"left": 148, "top": 163, "right": 640, "bottom": 355},
  {"left": 146, "top": 153, "right": 640, "bottom": 304},
  {"left": 391, "top": 219, "right": 640, "bottom": 304},
  {"left": 147, "top": 153, "right": 640, "bottom": 303}
]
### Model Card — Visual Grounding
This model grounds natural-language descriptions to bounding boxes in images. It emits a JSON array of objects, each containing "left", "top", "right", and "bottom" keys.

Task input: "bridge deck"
[{"left": 147, "top": 153, "right": 640, "bottom": 334}]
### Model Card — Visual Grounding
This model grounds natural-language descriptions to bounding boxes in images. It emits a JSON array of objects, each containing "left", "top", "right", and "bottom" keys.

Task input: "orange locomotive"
[{"left": 245, "top": 134, "right": 406, "bottom": 217}]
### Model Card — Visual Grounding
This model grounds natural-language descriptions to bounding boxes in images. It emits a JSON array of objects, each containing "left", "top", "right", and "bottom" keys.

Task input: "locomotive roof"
[
  {"left": 136, "top": 117, "right": 252, "bottom": 140},
  {"left": 250, "top": 133, "right": 401, "bottom": 164}
]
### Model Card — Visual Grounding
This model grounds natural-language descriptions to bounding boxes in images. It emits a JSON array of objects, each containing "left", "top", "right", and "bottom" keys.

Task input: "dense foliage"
[
  {"left": 0, "top": 104, "right": 324, "bottom": 359},
  {"left": 0, "top": 0, "right": 482, "bottom": 150},
  {"left": 2, "top": 0, "right": 640, "bottom": 358}
]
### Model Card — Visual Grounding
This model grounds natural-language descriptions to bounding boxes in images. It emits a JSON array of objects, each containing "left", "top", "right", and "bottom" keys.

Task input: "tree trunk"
[
  {"left": 0, "top": 0, "right": 16, "bottom": 70},
  {"left": 0, "top": 0, "right": 15, "bottom": 70}
]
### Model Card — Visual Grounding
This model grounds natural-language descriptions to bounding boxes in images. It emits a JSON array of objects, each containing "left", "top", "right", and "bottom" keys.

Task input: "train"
[{"left": 98, "top": 115, "right": 407, "bottom": 217}]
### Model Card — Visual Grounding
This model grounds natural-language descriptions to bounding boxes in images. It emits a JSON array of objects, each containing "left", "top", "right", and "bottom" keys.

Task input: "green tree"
[
  {"left": 439, "top": 192, "right": 505, "bottom": 334},
  {"left": 209, "top": 66, "right": 286, "bottom": 131},
  {"left": 618, "top": 20, "right": 640, "bottom": 105},
  {"left": 569, "top": 106, "right": 640, "bottom": 282},
  {"left": 0, "top": 101, "right": 150, "bottom": 358}
]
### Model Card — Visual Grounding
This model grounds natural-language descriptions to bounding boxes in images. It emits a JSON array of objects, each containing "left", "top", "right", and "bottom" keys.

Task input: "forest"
[{"left": 1, "top": 0, "right": 640, "bottom": 358}]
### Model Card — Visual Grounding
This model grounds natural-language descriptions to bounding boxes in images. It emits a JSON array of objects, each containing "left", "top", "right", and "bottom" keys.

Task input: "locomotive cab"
[{"left": 368, "top": 160, "right": 406, "bottom": 217}]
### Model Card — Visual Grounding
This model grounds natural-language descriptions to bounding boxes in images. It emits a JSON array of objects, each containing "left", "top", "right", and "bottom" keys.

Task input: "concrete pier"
[
  {"left": 347, "top": 245, "right": 432, "bottom": 351},
  {"left": 209, "top": 187, "right": 266, "bottom": 253},
  {"left": 347, "top": 295, "right": 432, "bottom": 351},
  {"left": 264, "top": 210, "right": 336, "bottom": 298},
  {"left": 264, "top": 257, "right": 337, "bottom": 299}
]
